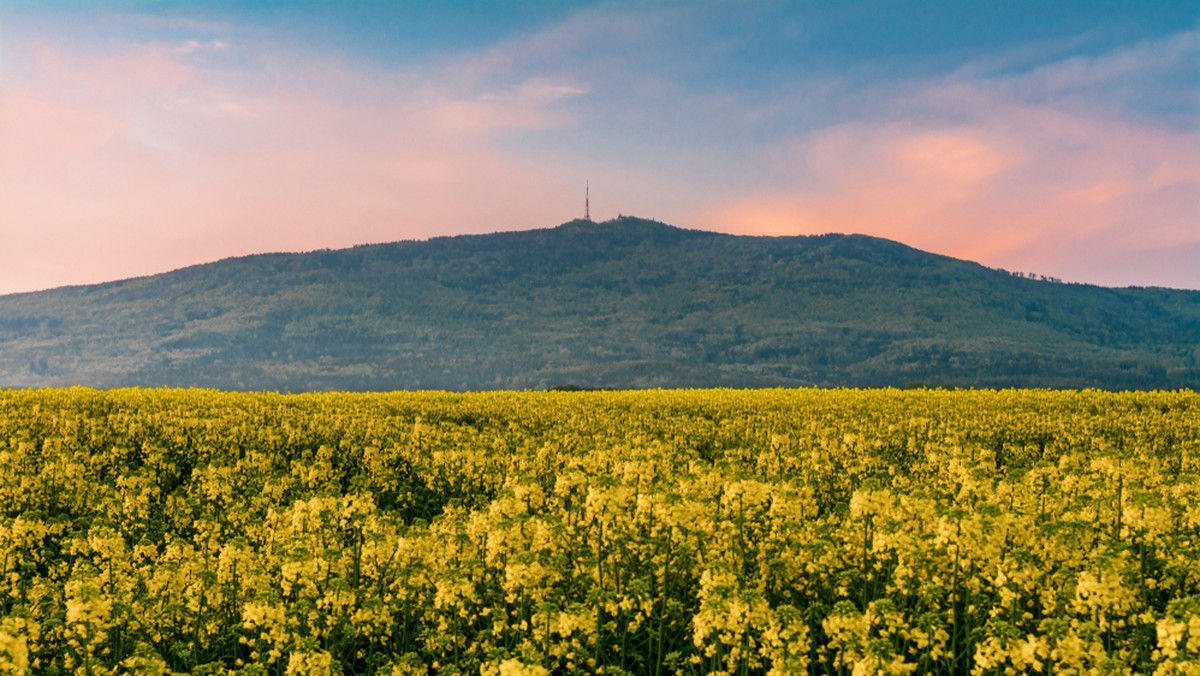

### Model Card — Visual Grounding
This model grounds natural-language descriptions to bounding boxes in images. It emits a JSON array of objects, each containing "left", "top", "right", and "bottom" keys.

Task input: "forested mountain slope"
[{"left": 1, "top": 217, "right": 1197, "bottom": 390}]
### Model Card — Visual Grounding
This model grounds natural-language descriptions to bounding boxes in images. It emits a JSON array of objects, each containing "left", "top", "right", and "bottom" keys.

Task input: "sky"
[{"left": 1, "top": 0, "right": 1197, "bottom": 294}]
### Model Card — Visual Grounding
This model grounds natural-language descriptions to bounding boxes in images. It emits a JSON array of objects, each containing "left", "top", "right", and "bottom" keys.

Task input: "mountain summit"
[{"left": 1, "top": 217, "right": 1197, "bottom": 390}]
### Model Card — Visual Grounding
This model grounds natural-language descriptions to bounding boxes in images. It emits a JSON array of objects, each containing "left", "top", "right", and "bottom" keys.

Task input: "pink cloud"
[
  {"left": 422, "top": 77, "right": 585, "bottom": 135},
  {"left": 693, "top": 92, "right": 1199, "bottom": 288},
  {"left": 0, "top": 91, "right": 123, "bottom": 172},
  {"left": 1, "top": 18, "right": 1195, "bottom": 295},
  {"left": 888, "top": 131, "right": 1016, "bottom": 187},
  {"left": 31, "top": 42, "right": 195, "bottom": 104},
  {"left": 0, "top": 37, "right": 591, "bottom": 295}
]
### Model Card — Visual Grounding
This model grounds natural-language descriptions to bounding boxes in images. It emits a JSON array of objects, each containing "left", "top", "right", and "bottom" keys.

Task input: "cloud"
[
  {"left": 1000, "top": 30, "right": 1198, "bottom": 103},
  {"left": 0, "top": 29, "right": 593, "bottom": 294},
  {"left": 0, "top": 8, "right": 1195, "bottom": 294},
  {"left": 696, "top": 107, "right": 1198, "bottom": 287},
  {"left": 888, "top": 131, "right": 1016, "bottom": 186},
  {"left": 30, "top": 41, "right": 196, "bottom": 103},
  {"left": 422, "top": 77, "right": 586, "bottom": 135},
  {"left": 175, "top": 39, "right": 230, "bottom": 54},
  {"left": 436, "top": 5, "right": 663, "bottom": 89},
  {"left": 0, "top": 91, "right": 122, "bottom": 171},
  {"left": 691, "top": 31, "right": 1200, "bottom": 289}
]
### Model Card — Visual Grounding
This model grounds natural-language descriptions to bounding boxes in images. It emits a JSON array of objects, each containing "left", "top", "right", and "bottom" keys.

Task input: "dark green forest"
[{"left": 1, "top": 217, "right": 1197, "bottom": 390}]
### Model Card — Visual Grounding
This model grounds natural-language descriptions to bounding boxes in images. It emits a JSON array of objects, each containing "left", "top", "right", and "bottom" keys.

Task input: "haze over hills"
[{"left": 0, "top": 217, "right": 1197, "bottom": 391}]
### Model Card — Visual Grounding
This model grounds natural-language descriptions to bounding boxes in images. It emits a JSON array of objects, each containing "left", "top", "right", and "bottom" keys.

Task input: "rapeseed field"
[{"left": 0, "top": 387, "right": 1197, "bottom": 675}]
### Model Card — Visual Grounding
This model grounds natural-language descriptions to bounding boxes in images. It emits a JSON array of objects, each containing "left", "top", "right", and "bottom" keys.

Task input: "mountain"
[{"left": 1, "top": 217, "right": 1198, "bottom": 391}]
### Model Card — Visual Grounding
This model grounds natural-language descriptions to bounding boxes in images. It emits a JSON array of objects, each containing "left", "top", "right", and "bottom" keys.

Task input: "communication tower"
[{"left": 585, "top": 181, "right": 591, "bottom": 221}]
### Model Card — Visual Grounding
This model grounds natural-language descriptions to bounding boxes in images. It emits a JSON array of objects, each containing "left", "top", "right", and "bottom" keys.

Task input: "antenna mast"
[{"left": 585, "top": 181, "right": 590, "bottom": 221}]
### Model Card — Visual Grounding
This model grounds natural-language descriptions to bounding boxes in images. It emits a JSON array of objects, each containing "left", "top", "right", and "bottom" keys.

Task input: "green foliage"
[{"left": 0, "top": 217, "right": 1197, "bottom": 391}]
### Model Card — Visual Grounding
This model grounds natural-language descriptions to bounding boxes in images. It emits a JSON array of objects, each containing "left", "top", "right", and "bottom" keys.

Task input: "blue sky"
[{"left": 1, "top": 1, "right": 1196, "bottom": 293}]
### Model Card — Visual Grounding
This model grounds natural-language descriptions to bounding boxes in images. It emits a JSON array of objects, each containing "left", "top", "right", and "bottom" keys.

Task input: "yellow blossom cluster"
[{"left": 0, "top": 386, "right": 1196, "bottom": 674}]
